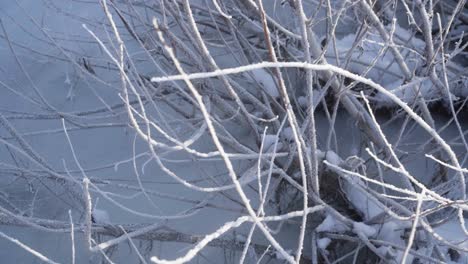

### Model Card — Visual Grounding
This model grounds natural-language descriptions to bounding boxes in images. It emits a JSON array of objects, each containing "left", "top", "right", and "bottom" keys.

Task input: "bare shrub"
[{"left": 0, "top": 0, "right": 467, "bottom": 263}]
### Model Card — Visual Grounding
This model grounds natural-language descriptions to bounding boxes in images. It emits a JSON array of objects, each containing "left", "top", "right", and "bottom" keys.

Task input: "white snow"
[
  {"left": 316, "top": 214, "right": 349, "bottom": 233},
  {"left": 325, "top": 151, "right": 384, "bottom": 220},
  {"left": 375, "top": 245, "right": 390, "bottom": 256},
  {"left": 326, "top": 25, "right": 421, "bottom": 86},
  {"left": 353, "top": 222, "right": 376, "bottom": 238},
  {"left": 317, "top": 237, "right": 332, "bottom": 250},
  {"left": 297, "top": 96, "right": 308, "bottom": 108},
  {"left": 341, "top": 174, "right": 384, "bottom": 220},
  {"left": 92, "top": 208, "right": 111, "bottom": 224},
  {"left": 324, "top": 22, "right": 466, "bottom": 106},
  {"left": 297, "top": 91, "right": 321, "bottom": 109},
  {"left": 325, "top": 150, "right": 342, "bottom": 166},
  {"left": 374, "top": 77, "right": 447, "bottom": 107}
]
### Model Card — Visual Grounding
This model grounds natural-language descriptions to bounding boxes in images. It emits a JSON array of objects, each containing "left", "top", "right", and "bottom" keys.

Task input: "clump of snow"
[
  {"left": 316, "top": 214, "right": 349, "bottom": 233},
  {"left": 247, "top": 69, "right": 279, "bottom": 98},
  {"left": 92, "top": 208, "right": 111, "bottom": 224},
  {"left": 341, "top": 174, "right": 384, "bottom": 220},
  {"left": 325, "top": 150, "right": 384, "bottom": 221},
  {"left": 327, "top": 24, "right": 422, "bottom": 86},
  {"left": 353, "top": 222, "right": 376, "bottom": 237},
  {"left": 325, "top": 150, "right": 342, "bottom": 166},
  {"left": 324, "top": 23, "right": 465, "bottom": 107},
  {"left": 324, "top": 150, "right": 384, "bottom": 220},
  {"left": 297, "top": 96, "right": 308, "bottom": 108},
  {"left": 317, "top": 237, "right": 332, "bottom": 250},
  {"left": 314, "top": 149, "right": 326, "bottom": 160},
  {"left": 374, "top": 77, "right": 446, "bottom": 107},
  {"left": 297, "top": 91, "right": 321, "bottom": 109}
]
